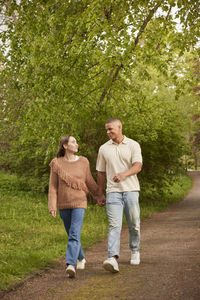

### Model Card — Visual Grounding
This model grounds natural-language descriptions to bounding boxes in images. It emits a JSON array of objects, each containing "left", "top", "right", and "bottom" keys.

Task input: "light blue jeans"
[
  {"left": 106, "top": 192, "right": 140, "bottom": 258},
  {"left": 59, "top": 208, "right": 85, "bottom": 266}
]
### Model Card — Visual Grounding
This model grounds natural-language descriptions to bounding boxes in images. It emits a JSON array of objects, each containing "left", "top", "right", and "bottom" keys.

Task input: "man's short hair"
[{"left": 106, "top": 118, "right": 121, "bottom": 124}]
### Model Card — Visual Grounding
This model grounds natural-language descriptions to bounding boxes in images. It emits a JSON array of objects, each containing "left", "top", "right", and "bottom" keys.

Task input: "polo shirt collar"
[{"left": 108, "top": 135, "right": 128, "bottom": 145}]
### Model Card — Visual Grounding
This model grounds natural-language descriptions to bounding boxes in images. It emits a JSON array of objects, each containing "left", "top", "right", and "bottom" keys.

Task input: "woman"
[{"left": 48, "top": 135, "right": 105, "bottom": 278}]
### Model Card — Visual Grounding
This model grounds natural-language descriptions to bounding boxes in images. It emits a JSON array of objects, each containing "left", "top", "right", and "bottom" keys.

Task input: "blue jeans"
[
  {"left": 106, "top": 192, "right": 140, "bottom": 258},
  {"left": 59, "top": 208, "right": 85, "bottom": 266}
]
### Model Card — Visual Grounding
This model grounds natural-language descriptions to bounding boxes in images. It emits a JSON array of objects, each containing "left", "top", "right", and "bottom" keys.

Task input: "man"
[{"left": 96, "top": 118, "right": 142, "bottom": 273}]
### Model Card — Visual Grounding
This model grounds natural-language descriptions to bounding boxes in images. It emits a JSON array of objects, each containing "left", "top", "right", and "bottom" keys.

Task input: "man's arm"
[
  {"left": 113, "top": 162, "right": 142, "bottom": 183},
  {"left": 97, "top": 171, "right": 106, "bottom": 206}
]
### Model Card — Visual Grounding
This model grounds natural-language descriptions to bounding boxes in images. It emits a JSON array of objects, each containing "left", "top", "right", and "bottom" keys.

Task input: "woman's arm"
[
  {"left": 48, "top": 168, "right": 58, "bottom": 218},
  {"left": 86, "top": 163, "right": 106, "bottom": 206}
]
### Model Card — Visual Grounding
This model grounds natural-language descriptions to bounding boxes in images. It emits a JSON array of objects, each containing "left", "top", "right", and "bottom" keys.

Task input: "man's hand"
[
  {"left": 97, "top": 194, "right": 106, "bottom": 207},
  {"left": 50, "top": 210, "right": 56, "bottom": 218},
  {"left": 113, "top": 172, "right": 126, "bottom": 183},
  {"left": 113, "top": 162, "right": 142, "bottom": 183}
]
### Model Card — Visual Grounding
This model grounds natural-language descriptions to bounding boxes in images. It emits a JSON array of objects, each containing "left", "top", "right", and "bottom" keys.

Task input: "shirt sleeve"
[
  {"left": 131, "top": 141, "right": 143, "bottom": 164},
  {"left": 96, "top": 147, "right": 106, "bottom": 172}
]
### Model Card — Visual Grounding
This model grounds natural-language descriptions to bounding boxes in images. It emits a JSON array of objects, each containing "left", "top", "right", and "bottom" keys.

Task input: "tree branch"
[
  {"left": 97, "top": 64, "right": 122, "bottom": 106},
  {"left": 156, "top": 5, "right": 173, "bottom": 50},
  {"left": 97, "top": 2, "right": 162, "bottom": 106},
  {"left": 81, "top": 86, "right": 102, "bottom": 101},
  {"left": 133, "top": 1, "right": 162, "bottom": 51}
]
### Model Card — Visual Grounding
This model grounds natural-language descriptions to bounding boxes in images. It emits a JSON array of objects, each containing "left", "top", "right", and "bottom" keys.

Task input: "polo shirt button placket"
[{"left": 116, "top": 145, "right": 119, "bottom": 157}]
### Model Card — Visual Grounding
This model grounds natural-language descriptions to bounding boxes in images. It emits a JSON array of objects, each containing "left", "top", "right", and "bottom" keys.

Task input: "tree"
[{"left": 0, "top": 0, "right": 199, "bottom": 191}]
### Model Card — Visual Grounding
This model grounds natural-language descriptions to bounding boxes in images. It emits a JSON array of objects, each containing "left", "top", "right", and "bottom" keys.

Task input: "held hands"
[
  {"left": 50, "top": 210, "right": 57, "bottom": 218},
  {"left": 113, "top": 172, "right": 126, "bottom": 183},
  {"left": 97, "top": 194, "right": 106, "bottom": 207}
]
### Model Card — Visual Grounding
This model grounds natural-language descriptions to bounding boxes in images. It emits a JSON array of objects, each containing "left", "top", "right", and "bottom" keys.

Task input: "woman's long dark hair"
[{"left": 56, "top": 135, "right": 71, "bottom": 157}]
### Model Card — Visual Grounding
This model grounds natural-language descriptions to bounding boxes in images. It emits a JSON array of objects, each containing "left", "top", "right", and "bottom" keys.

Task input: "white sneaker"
[
  {"left": 103, "top": 257, "right": 119, "bottom": 273},
  {"left": 66, "top": 265, "right": 76, "bottom": 278},
  {"left": 77, "top": 258, "right": 86, "bottom": 270},
  {"left": 130, "top": 251, "right": 140, "bottom": 265}
]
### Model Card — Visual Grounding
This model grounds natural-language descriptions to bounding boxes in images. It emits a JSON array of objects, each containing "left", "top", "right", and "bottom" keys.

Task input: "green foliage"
[{"left": 0, "top": 0, "right": 199, "bottom": 191}]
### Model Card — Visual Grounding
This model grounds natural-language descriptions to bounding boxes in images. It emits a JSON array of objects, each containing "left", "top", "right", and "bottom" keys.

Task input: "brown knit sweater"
[{"left": 48, "top": 156, "right": 99, "bottom": 211}]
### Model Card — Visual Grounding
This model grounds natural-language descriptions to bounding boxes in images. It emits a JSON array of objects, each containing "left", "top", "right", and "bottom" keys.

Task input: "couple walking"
[{"left": 48, "top": 118, "right": 142, "bottom": 278}]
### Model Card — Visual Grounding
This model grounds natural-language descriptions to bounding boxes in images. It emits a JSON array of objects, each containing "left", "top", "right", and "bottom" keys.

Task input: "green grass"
[
  {"left": 139, "top": 174, "right": 193, "bottom": 219},
  {"left": 0, "top": 171, "right": 193, "bottom": 291}
]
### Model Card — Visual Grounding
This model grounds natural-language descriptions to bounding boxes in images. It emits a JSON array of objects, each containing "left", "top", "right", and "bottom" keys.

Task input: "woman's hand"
[{"left": 50, "top": 210, "right": 57, "bottom": 218}]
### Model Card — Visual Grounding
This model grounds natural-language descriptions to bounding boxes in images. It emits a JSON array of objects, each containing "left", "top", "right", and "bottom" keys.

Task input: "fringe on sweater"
[{"left": 49, "top": 158, "right": 89, "bottom": 194}]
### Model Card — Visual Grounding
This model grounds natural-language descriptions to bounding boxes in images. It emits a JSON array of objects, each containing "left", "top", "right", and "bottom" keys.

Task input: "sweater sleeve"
[
  {"left": 85, "top": 159, "right": 99, "bottom": 198},
  {"left": 48, "top": 160, "right": 58, "bottom": 212}
]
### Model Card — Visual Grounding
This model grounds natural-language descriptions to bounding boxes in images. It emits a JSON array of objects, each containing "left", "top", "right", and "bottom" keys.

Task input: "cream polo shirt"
[{"left": 96, "top": 136, "right": 142, "bottom": 193}]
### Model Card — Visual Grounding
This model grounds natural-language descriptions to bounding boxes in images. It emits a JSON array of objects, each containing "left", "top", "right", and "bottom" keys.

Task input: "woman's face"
[{"left": 64, "top": 136, "right": 78, "bottom": 153}]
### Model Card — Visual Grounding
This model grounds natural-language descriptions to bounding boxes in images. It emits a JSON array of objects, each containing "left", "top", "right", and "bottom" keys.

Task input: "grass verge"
[{"left": 0, "top": 171, "right": 193, "bottom": 291}]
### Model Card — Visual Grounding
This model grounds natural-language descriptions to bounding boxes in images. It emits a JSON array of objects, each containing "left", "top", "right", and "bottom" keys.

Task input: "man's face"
[{"left": 105, "top": 122, "right": 121, "bottom": 140}]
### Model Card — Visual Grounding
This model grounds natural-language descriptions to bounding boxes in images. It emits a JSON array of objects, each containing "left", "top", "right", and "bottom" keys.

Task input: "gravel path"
[{"left": 1, "top": 171, "right": 200, "bottom": 300}]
